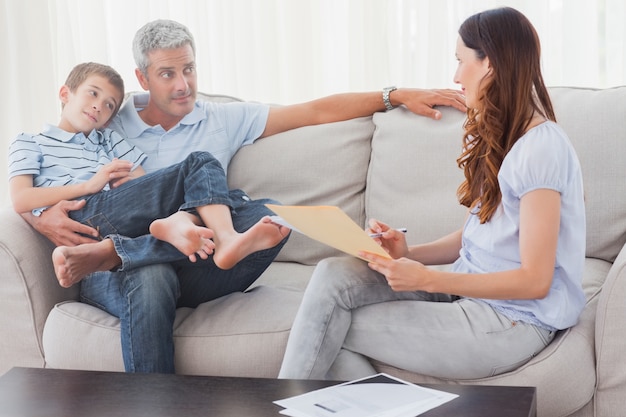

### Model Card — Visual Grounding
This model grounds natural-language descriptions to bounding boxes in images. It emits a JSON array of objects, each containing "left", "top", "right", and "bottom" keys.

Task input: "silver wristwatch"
[{"left": 382, "top": 86, "right": 397, "bottom": 111}]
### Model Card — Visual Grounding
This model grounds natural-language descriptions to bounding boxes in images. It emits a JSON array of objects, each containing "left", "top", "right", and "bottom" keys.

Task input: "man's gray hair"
[{"left": 132, "top": 19, "right": 196, "bottom": 75}]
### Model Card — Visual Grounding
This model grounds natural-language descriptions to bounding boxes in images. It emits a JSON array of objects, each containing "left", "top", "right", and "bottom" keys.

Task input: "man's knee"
[{"left": 122, "top": 264, "right": 180, "bottom": 306}]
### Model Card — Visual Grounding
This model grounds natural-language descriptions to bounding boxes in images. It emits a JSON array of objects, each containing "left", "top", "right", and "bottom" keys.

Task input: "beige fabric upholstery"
[{"left": 228, "top": 116, "right": 375, "bottom": 265}]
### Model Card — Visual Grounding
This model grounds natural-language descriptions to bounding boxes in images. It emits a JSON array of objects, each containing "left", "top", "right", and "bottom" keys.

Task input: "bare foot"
[
  {"left": 52, "top": 239, "right": 121, "bottom": 288},
  {"left": 212, "top": 216, "right": 290, "bottom": 270},
  {"left": 149, "top": 211, "right": 216, "bottom": 262}
]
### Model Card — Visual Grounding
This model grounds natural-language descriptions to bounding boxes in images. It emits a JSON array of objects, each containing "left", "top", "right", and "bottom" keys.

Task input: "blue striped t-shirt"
[{"left": 8, "top": 124, "right": 146, "bottom": 213}]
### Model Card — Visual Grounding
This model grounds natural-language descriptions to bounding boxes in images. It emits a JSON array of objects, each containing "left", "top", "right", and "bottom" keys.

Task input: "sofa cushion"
[
  {"left": 43, "top": 285, "right": 303, "bottom": 377},
  {"left": 550, "top": 86, "right": 626, "bottom": 263},
  {"left": 228, "top": 116, "right": 375, "bottom": 265},
  {"left": 366, "top": 106, "right": 467, "bottom": 246},
  {"left": 43, "top": 301, "right": 125, "bottom": 372}
]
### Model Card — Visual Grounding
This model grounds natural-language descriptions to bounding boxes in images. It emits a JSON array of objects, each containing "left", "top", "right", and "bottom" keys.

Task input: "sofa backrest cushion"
[
  {"left": 550, "top": 86, "right": 626, "bottom": 263},
  {"left": 228, "top": 115, "right": 375, "bottom": 265},
  {"left": 367, "top": 106, "right": 468, "bottom": 247},
  {"left": 368, "top": 87, "right": 626, "bottom": 264},
  {"left": 223, "top": 86, "right": 626, "bottom": 267}
]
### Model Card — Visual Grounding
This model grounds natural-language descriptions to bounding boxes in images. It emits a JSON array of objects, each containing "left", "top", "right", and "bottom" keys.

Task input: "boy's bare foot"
[
  {"left": 52, "top": 239, "right": 121, "bottom": 288},
  {"left": 212, "top": 216, "right": 290, "bottom": 270},
  {"left": 150, "top": 211, "right": 216, "bottom": 262}
]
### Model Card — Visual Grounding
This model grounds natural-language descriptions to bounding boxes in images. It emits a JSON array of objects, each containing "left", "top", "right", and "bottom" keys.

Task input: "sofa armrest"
[
  {"left": 594, "top": 242, "right": 626, "bottom": 416},
  {"left": 0, "top": 207, "right": 79, "bottom": 374}
]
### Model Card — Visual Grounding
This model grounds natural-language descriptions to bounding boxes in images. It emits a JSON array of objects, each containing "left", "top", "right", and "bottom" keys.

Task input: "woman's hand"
[
  {"left": 367, "top": 218, "right": 409, "bottom": 259},
  {"left": 358, "top": 251, "right": 430, "bottom": 292}
]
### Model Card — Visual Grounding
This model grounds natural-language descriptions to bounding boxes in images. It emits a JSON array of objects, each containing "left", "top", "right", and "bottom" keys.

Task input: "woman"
[{"left": 279, "top": 7, "right": 586, "bottom": 381}]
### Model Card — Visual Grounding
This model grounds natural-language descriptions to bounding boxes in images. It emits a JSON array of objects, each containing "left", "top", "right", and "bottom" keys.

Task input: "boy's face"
[{"left": 58, "top": 75, "right": 123, "bottom": 134}]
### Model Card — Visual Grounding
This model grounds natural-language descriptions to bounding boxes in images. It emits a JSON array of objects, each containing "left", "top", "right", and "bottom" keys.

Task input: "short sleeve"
[
  {"left": 210, "top": 101, "right": 269, "bottom": 148},
  {"left": 7, "top": 133, "right": 42, "bottom": 179},
  {"left": 498, "top": 122, "right": 577, "bottom": 198}
]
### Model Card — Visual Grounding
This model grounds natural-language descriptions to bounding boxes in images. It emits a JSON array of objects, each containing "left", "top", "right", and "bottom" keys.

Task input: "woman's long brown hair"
[{"left": 456, "top": 7, "right": 556, "bottom": 223}]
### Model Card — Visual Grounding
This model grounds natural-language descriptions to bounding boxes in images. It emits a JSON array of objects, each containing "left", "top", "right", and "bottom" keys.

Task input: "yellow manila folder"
[{"left": 265, "top": 204, "right": 391, "bottom": 261}]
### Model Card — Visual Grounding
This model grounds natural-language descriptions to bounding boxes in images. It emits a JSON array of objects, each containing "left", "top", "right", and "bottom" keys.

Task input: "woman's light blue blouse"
[{"left": 452, "top": 121, "right": 586, "bottom": 330}]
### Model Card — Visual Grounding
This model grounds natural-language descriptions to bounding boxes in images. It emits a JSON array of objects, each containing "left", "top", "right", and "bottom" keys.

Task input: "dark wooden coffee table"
[{"left": 0, "top": 367, "right": 536, "bottom": 416}]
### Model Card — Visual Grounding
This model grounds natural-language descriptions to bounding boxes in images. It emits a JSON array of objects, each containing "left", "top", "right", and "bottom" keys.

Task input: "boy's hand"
[
  {"left": 22, "top": 200, "right": 99, "bottom": 246},
  {"left": 109, "top": 164, "right": 145, "bottom": 189},
  {"left": 85, "top": 159, "right": 134, "bottom": 194}
]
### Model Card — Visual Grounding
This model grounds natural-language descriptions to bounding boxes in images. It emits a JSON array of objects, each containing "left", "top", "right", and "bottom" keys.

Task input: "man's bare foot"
[
  {"left": 52, "top": 239, "right": 121, "bottom": 288},
  {"left": 212, "top": 216, "right": 290, "bottom": 270},
  {"left": 149, "top": 211, "right": 216, "bottom": 262}
]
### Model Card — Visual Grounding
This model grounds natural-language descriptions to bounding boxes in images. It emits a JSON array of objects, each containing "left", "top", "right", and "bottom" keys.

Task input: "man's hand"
[
  {"left": 21, "top": 200, "right": 99, "bottom": 246},
  {"left": 398, "top": 88, "right": 467, "bottom": 120}
]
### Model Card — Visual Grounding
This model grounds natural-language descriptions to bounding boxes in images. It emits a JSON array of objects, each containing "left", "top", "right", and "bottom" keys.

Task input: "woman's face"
[{"left": 453, "top": 36, "right": 491, "bottom": 109}]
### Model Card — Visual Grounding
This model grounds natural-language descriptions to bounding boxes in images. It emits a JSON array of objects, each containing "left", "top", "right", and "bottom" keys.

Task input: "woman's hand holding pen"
[
  {"left": 362, "top": 220, "right": 431, "bottom": 292},
  {"left": 367, "top": 218, "right": 409, "bottom": 259}
]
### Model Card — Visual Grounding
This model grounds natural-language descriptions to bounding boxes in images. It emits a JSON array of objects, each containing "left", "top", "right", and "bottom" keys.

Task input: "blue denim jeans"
[
  {"left": 278, "top": 257, "right": 555, "bottom": 381},
  {"left": 69, "top": 151, "right": 232, "bottom": 260},
  {"left": 76, "top": 152, "right": 289, "bottom": 373}
]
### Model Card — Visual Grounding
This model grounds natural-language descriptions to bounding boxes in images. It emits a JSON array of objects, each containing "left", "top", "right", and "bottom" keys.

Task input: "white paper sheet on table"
[{"left": 274, "top": 373, "right": 458, "bottom": 417}]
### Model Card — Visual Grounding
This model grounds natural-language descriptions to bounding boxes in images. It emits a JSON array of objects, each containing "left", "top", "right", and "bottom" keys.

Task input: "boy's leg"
[
  {"left": 53, "top": 152, "right": 231, "bottom": 285},
  {"left": 69, "top": 151, "right": 232, "bottom": 240},
  {"left": 191, "top": 204, "right": 289, "bottom": 270},
  {"left": 53, "top": 239, "right": 120, "bottom": 288},
  {"left": 60, "top": 190, "right": 288, "bottom": 288},
  {"left": 175, "top": 192, "right": 290, "bottom": 307},
  {"left": 149, "top": 211, "right": 215, "bottom": 262}
]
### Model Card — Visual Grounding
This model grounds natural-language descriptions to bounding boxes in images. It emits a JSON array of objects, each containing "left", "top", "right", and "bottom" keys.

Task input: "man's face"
[{"left": 137, "top": 44, "right": 198, "bottom": 123}]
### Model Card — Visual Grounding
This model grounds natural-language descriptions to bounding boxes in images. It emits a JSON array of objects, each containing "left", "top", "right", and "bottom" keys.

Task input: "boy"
[{"left": 8, "top": 62, "right": 289, "bottom": 288}]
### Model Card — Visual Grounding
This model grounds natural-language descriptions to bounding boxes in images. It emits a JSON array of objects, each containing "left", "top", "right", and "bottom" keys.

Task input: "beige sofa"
[{"left": 1, "top": 86, "right": 625, "bottom": 416}]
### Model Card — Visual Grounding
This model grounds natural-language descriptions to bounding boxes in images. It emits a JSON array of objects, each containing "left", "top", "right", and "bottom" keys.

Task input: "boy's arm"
[
  {"left": 9, "top": 159, "right": 136, "bottom": 213},
  {"left": 9, "top": 175, "right": 92, "bottom": 214}
]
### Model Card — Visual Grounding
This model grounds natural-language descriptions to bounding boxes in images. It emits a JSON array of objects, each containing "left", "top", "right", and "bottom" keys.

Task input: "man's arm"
[
  {"left": 21, "top": 200, "right": 100, "bottom": 247},
  {"left": 260, "top": 88, "right": 466, "bottom": 138}
]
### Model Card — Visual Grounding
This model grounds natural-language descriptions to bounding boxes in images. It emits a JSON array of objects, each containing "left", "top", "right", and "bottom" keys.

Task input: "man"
[{"left": 24, "top": 19, "right": 466, "bottom": 373}]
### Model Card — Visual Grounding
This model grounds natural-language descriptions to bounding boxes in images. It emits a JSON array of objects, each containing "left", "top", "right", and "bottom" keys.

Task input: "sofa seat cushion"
[{"left": 43, "top": 285, "right": 303, "bottom": 377}]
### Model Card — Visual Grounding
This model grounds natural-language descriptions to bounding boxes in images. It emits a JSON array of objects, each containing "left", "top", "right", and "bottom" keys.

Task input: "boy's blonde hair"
[{"left": 64, "top": 62, "right": 125, "bottom": 114}]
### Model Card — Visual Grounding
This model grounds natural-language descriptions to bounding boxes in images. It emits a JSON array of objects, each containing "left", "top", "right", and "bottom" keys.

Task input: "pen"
[{"left": 369, "top": 228, "right": 407, "bottom": 238}]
